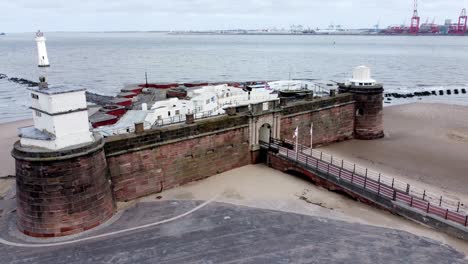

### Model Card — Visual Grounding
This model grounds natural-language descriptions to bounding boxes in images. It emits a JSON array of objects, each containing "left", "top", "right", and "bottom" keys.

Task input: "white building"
[
  {"left": 19, "top": 78, "right": 94, "bottom": 150},
  {"left": 94, "top": 84, "right": 279, "bottom": 135},
  {"left": 35, "top": 30, "right": 50, "bottom": 67}
]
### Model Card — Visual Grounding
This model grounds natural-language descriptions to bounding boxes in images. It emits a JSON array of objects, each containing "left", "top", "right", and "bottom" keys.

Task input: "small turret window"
[{"left": 31, "top": 93, "right": 39, "bottom": 99}]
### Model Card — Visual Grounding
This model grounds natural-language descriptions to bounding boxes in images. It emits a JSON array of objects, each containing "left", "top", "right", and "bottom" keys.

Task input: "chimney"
[{"left": 38, "top": 76, "right": 48, "bottom": 89}]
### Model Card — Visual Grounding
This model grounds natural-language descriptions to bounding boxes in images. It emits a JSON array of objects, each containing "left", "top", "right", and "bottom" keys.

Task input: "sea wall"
[
  {"left": 13, "top": 92, "right": 366, "bottom": 238},
  {"left": 104, "top": 115, "right": 251, "bottom": 202},
  {"left": 280, "top": 94, "right": 355, "bottom": 147}
]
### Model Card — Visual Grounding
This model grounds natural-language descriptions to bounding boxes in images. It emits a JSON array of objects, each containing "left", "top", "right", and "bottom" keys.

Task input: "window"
[
  {"left": 35, "top": 110, "right": 42, "bottom": 117},
  {"left": 262, "top": 102, "right": 269, "bottom": 111},
  {"left": 168, "top": 111, "right": 171, "bottom": 116},
  {"left": 359, "top": 83, "right": 363, "bottom": 86},
  {"left": 31, "top": 93, "right": 39, "bottom": 99},
  {"left": 175, "top": 110, "right": 180, "bottom": 115},
  {"left": 356, "top": 109, "right": 364, "bottom": 116}
]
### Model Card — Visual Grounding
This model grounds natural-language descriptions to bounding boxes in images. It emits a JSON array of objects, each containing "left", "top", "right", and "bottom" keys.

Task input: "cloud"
[{"left": 3, "top": 0, "right": 468, "bottom": 32}]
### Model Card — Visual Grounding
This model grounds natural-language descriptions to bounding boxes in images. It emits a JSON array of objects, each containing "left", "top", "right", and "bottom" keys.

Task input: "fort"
[{"left": 10, "top": 66, "right": 468, "bottom": 240}]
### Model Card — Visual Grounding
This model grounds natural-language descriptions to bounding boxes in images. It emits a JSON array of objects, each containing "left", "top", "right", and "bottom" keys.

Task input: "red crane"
[
  {"left": 409, "top": 0, "right": 420, "bottom": 34},
  {"left": 458, "top": 8, "right": 467, "bottom": 35}
]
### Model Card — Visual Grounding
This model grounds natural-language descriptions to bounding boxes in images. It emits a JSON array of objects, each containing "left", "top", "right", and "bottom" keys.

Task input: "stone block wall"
[
  {"left": 353, "top": 92, "right": 384, "bottom": 139},
  {"left": 105, "top": 115, "right": 251, "bottom": 202},
  {"left": 13, "top": 138, "right": 115, "bottom": 237},
  {"left": 280, "top": 94, "right": 355, "bottom": 147}
]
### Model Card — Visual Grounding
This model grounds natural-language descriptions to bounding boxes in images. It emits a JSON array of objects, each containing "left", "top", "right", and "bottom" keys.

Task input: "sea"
[{"left": 1, "top": 32, "right": 468, "bottom": 124}]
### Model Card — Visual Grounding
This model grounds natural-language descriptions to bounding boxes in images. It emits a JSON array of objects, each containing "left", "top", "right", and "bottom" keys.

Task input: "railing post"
[
  {"left": 439, "top": 196, "right": 443, "bottom": 207},
  {"left": 426, "top": 202, "right": 430, "bottom": 213},
  {"left": 366, "top": 169, "right": 368, "bottom": 178},
  {"left": 378, "top": 183, "right": 381, "bottom": 197},
  {"left": 406, "top": 184, "right": 410, "bottom": 194},
  {"left": 457, "top": 202, "right": 461, "bottom": 213},
  {"left": 327, "top": 164, "right": 330, "bottom": 176},
  {"left": 393, "top": 190, "right": 397, "bottom": 201},
  {"left": 410, "top": 196, "right": 413, "bottom": 207},
  {"left": 392, "top": 178, "right": 394, "bottom": 189},
  {"left": 353, "top": 164, "right": 356, "bottom": 174},
  {"left": 465, "top": 216, "right": 468, "bottom": 226},
  {"left": 306, "top": 156, "right": 309, "bottom": 167},
  {"left": 316, "top": 159, "right": 319, "bottom": 170},
  {"left": 422, "top": 190, "right": 426, "bottom": 201},
  {"left": 364, "top": 176, "right": 367, "bottom": 189},
  {"left": 341, "top": 160, "right": 344, "bottom": 168},
  {"left": 445, "top": 209, "right": 449, "bottom": 219},
  {"left": 320, "top": 152, "right": 323, "bottom": 161},
  {"left": 351, "top": 172, "right": 354, "bottom": 183},
  {"left": 378, "top": 173, "right": 381, "bottom": 183}
]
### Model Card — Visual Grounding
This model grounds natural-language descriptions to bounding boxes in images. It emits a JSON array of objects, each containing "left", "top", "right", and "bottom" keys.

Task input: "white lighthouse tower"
[
  {"left": 35, "top": 30, "right": 50, "bottom": 67},
  {"left": 18, "top": 77, "right": 94, "bottom": 150}
]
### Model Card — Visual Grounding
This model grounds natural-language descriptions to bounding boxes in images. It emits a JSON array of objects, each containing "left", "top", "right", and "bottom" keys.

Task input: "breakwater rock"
[
  {"left": 0, "top": 73, "right": 38, "bottom": 87},
  {"left": 385, "top": 89, "right": 467, "bottom": 99}
]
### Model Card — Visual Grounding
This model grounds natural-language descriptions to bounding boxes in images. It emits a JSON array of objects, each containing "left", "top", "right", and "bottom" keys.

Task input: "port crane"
[
  {"left": 409, "top": 0, "right": 420, "bottom": 34},
  {"left": 458, "top": 8, "right": 467, "bottom": 34}
]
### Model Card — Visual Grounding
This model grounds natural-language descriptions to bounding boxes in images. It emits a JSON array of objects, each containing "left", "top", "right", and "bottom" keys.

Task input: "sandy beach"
[
  {"left": 319, "top": 103, "right": 468, "bottom": 203},
  {"left": 0, "top": 119, "right": 32, "bottom": 177}
]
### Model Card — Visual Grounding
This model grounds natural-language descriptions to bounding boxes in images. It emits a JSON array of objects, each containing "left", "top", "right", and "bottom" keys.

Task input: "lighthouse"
[{"left": 35, "top": 30, "right": 50, "bottom": 67}]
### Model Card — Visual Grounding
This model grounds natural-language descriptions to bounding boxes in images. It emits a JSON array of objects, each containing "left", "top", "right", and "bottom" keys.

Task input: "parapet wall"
[
  {"left": 105, "top": 115, "right": 251, "bottom": 201},
  {"left": 280, "top": 94, "right": 355, "bottom": 147}
]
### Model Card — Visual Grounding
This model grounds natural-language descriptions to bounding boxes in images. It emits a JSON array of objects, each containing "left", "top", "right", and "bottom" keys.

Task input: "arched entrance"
[{"left": 259, "top": 123, "right": 272, "bottom": 144}]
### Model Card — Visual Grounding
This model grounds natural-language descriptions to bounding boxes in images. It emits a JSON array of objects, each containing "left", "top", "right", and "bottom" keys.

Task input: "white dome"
[
  {"left": 348, "top": 65, "right": 377, "bottom": 87},
  {"left": 353, "top": 66, "right": 371, "bottom": 80}
]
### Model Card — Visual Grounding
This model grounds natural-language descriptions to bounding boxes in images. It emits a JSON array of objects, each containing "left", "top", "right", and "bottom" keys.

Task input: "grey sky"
[{"left": 3, "top": 0, "right": 468, "bottom": 32}]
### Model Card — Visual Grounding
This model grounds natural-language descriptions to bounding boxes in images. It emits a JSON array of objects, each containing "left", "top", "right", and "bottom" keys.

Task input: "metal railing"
[
  {"left": 153, "top": 109, "right": 225, "bottom": 127},
  {"left": 265, "top": 138, "right": 468, "bottom": 227}
]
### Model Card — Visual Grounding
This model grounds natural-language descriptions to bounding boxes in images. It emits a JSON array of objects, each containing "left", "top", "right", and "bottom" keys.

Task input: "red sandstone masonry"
[
  {"left": 14, "top": 146, "right": 115, "bottom": 237},
  {"left": 280, "top": 103, "right": 355, "bottom": 147},
  {"left": 108, "top": 127, "right": 251, "bottom": 202}
]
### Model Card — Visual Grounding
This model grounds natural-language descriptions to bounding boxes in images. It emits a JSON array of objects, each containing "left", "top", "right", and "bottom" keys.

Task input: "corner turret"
[{"left": 339, "top": 66, "right": 384, "bottom": 140}]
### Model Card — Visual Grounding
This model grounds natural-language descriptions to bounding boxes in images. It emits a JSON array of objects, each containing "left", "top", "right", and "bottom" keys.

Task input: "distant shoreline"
[{"left": 2, "top": 31, "right": 467, "bottom": 36}]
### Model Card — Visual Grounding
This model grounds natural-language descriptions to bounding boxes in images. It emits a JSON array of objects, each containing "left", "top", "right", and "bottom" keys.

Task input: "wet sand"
[
  {"left": 319, "top": 103, "right": 468, "bottom": 203},
  {"left": 0, "top": 119, "right": 32, "bottom": 177}
]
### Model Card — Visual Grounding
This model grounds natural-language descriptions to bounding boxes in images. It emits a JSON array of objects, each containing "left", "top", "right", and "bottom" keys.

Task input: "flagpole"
[
  {"left": 295, "top": 127, "right": 299, "bottom": 159},
  {"left": 310, "top": 122, "right": 313, "bottom": 155}
]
